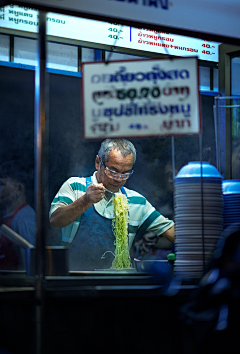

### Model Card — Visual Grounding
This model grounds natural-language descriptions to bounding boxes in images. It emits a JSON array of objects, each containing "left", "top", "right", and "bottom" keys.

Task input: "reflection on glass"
[
  {"left": 232, "top": 98, "right": 240, "bottom": 179},
  {"left": 0, "top": 62, "right": 36, "bottom": 275},
  {"left": 47, "top": 42, "right": 78, "bottom": 72},
  {"left": 199, "top": 66, "right": 210, "bottom": 91},
  {"left": 231, "top": 58, "right": 240, "bottom": 179},
  {"left": 231, "top": 57, "right": 240, "bottom": 96},
  {"left": 81, "top": 47, "right": 95, "bottom": 62},
  {"left": 105, "top": 51, "right": 144, "bottom": 62},
  {"left": 213, "top": 68, "right": 218, "bottom": 92},
  {"left": 0, "top": 34, "right": 10, "bottom": 62},
  {"left": 14, "top": 36, "right": 37, "bottom": 66},
  {"left": 0, "top": 47, "right": 219, "bottom": 276},
  {"left": 232, "top": 135, "right": 240, "bottom": 179},
  {"left": 0, "top": 161, "right": 36, "bottom": 270}
]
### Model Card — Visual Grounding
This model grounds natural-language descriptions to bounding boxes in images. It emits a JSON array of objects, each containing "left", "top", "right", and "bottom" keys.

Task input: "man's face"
[
  {"left": 0, "top": 178, "right": 19, "bottom": 209},
  {"left": 96, "top": 149, "right": 134, "bottom": 193}
]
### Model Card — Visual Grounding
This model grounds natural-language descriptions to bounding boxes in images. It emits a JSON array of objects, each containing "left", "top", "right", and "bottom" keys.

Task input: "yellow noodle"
[{"left": 111, "top": 193, "right": 132, "bottom": 269}]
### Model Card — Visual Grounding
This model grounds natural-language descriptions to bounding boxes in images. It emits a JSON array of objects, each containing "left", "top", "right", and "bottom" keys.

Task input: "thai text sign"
[
  {"left": 4, "top": 0, "right": 240, "bottom": 42},
  {"left": 82, "top": 57, "right": 201, "bottom": 139},
  {"left": 0, "top": 5, "right": 219, "bottom": 62}
]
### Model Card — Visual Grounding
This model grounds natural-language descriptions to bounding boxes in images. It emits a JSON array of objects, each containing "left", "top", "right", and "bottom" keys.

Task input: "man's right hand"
[
  {"left": 84, "top": 183, "right": 105, "bottom": 204},
  {"left": 50, "top": 183, "right": 105, "bottom": 229}
]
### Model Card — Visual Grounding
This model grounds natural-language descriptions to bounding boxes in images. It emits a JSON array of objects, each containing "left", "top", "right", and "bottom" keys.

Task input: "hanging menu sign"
[
  {"left": 1, "top": 0, "right": 240, "bottom": 42},
  {"left": 82, "top": 57, "right": 201, "bottom": 139},
  {"left": 0, "top": 5, "right": 219, "bottom": 62}
]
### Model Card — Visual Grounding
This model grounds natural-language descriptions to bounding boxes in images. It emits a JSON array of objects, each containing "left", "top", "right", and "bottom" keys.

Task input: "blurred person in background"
[
  {"left": 134, "top": 145, "right": 190, "bottom": 260},
  {"left": 134, "top": 158, "right": 178, "bottom": 260},
  {"left": 201, "top": 137, "right": 239, "bottom": 179},
  {"left": 232, "top": 136, "right": 240, "bottom": 179},
  {"left": 0, "top": 161, "right": 36, "bottom": 270}
]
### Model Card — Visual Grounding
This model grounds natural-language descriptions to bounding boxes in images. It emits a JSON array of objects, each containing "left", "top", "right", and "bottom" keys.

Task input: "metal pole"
[
  {"left": 171, "top": 135, "right": 175, "bottom": 253},
  {"left": 34, "top": 10, "right": 47, "bottom": 354},
  {"left": 199, "top": 131, "right": 205, "bottom": 274},
  {"left": 213, "top": 97, "right": 220, "bottom": 171},
  {"left": 230, "top": 100, "right": 233, "bottom": 180},
  {"left": 171, "top": 135, "right": 175, "bottom": 182}
]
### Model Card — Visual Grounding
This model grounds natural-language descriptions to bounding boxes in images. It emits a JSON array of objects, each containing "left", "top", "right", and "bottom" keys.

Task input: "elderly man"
[{"left": 50, "top": 139, "right": 174, "bottom": 270}]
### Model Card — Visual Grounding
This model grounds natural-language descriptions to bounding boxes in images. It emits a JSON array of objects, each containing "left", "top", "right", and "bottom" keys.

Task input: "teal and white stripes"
[{"left": 70, "top": 181, "right": 87, "bottom": 193}]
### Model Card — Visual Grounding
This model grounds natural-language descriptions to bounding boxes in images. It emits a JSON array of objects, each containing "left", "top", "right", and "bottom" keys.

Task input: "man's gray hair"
[{"left": 98, "top": 139, "right": 137, "bottom": 163}]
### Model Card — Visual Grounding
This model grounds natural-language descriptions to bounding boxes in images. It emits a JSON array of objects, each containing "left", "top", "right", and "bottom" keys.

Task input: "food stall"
[{"left": 0, "top": 1, "right": 240, "bottom": 353}]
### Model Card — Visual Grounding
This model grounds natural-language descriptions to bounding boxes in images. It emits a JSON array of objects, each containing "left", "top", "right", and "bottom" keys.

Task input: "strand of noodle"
[{"left": 111, "top": 193, "right": 132, "bottom": 269}]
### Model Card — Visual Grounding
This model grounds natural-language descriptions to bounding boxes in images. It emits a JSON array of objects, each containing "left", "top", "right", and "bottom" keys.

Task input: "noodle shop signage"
[
  {"left": 82, "top": 57, "right": 201, "bottom": 139},
  {"left": 4, "top": 0, "right": 240, "bottom": 41}
]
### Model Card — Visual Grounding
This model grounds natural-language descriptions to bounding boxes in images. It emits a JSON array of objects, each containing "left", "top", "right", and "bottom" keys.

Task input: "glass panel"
[
  {"left": 14, "top": 36, "right": 37, "bottom": 66},
  {"left": 81, "top": 47, "right": 95, "bottom": 62},
  {"left": 0, "top": 65, "right": 36, "bottom": 275},
  {"left": 231, "top": 57, "right": 240, "bottom": 96},
  {"left": 0, "top": 34, "right": 10, "bottom": 61},
  {"left": 232, "top": 105, "right": 240, "bottom": 179},
  {"left": 213, "top": 67, "right": 218, "bottom": 92},
  {"left": 231, "top": 58, "right": 240, "bottom": 179},
  {"left": 47, "top": 42, "right": 78, "bottom": 72},
  {"left": 47, "top": 72, "right": 215, "bottom": 274},
  {"left": 0, "top": 29, "right": 218, "bottom": 278},
  {"left": 199, "top": 66, "right": 210, "bottom": 91},
  {"left": 214, "top": 96, "right": 240, "bottom": 179},
  {"left": 105, "top": 51, "right": 145, "bottom": 61}
]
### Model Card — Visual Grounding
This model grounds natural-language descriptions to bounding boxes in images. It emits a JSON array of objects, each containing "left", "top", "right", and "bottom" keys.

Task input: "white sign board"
[
  {"left": 0, "top": 5, "right": 219, "bottom": 62},
  {"left": 82, "top": 57, "right": 201, "bottom": 139},
  {"left": 3, "top": 0, "right": 240, "bottom": 42}
]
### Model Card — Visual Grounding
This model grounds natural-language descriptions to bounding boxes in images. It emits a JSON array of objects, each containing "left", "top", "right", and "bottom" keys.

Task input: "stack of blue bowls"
[
  {"left": 222, "top": 180, "right": 240, "bottom": 230},
  {"left": 174, "top": 162, "right": 223, "bottom": 279}
]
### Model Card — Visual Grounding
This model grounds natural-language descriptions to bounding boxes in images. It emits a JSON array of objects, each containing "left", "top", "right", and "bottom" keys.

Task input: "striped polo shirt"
[{"left": 49, "top": 172, "right": 174, "bottom": 249}]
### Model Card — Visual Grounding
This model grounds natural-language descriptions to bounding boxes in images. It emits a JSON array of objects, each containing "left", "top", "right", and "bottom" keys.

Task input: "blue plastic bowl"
[
  {"left": 176, "top": 162, "right": 222, "bottom": 179},
  {"left": 222, "top": 180, "right": 240, "bottom": 194}
]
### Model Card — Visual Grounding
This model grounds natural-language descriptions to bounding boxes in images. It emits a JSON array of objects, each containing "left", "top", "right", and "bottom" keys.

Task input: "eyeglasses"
[{"left": 100, "top": 157, "right": 134, "bottom": 180}]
